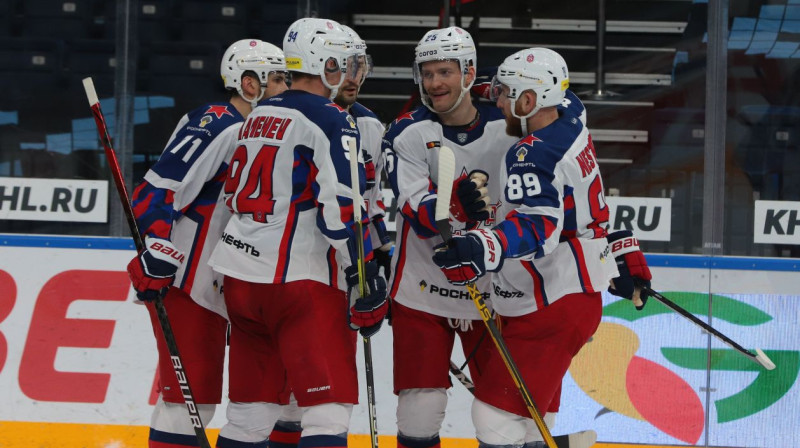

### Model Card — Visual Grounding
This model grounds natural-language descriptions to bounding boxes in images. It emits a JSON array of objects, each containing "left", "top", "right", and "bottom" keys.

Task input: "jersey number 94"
[{"left": 224, "top": 144, "right": 279, "bottom": 223}]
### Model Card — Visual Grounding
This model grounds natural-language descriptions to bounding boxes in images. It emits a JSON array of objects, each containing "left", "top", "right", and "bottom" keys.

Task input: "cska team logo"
[{"left": 205, "top": 105, "right": 233, "bottom": 119}]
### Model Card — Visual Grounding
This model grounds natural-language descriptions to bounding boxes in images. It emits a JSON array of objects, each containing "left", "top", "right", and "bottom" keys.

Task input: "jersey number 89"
[{"left": 507, "top": 173, "right": 541, "bottom": 200}]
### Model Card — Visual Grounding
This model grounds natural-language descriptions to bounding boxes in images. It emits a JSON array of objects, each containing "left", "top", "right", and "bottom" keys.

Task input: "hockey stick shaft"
[
  {"left": 348, "top": 139, "right": 379, "bottom": 448},
  {"left": 447, "top": 361, "right": 595, "bottom": 448},
  {"left": 644, "top": 287, "right": 775, "bottom": 370},
  {"left": 449, "top": 360, "right": 475, "bottom": 393},
  {"left": 434, "top": 146, "right": 556, "bottom": 448},
  {"left": 82, "top": 78, "right": 212, "bottom": 448}
]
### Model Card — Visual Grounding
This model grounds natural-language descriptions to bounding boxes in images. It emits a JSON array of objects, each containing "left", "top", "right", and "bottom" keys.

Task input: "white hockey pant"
[
  {"left": 397, "top": 388, "right": 448, "bottom": 439},
  {"left": 150, "top": 396, "right": 216, "bottom": 436},
  {"left": 473, "top": 399, "right": 556, "bottom": 448}
]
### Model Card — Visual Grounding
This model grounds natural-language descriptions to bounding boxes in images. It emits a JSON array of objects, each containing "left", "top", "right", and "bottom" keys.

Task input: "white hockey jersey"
[
  {"left": 132, "top": 103, "right": 243, "bottom": 319},
  {"left": 209, "top": 90, "right": 368, "bottom": 288},
  {"left": 350, "top": 102, "right": 391, "bottom": 249},
  {"left": 489, "top": 111, "right": 619, "bottom": 317},
  {"left": 384, "top": 103, "right": 518, "bottom": 319}
]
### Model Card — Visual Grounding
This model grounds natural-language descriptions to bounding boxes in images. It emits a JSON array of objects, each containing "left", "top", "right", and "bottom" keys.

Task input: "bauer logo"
[
  {"left": 0, "top": 177, "right": 108, "bottom": 223},
  {"left": 753, "top": 200, "right": 800, "bottom": 245},
  {"left": 606, "top": 196, "right": 671, "bottom": 241}
]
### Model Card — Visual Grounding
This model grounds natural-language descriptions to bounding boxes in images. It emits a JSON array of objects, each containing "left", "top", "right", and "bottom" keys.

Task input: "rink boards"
[{"left": 0, "top": 235, "right": 797, "bottom": 448}]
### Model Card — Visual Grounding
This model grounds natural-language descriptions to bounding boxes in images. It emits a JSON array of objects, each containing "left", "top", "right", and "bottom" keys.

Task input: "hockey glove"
[
  {"left": 374, "top": 243, "right": 393, "bottom": 283},
  {"left": 127, "top": 237, "right": 184, "bottom": 302},
  {"left": 470, "top": 66, "right": 496, "bottom": 99},
  {"left": 607, "top": 230, "right": 652, "bottom": 310},
  {"left": 450, "top": 170, "right": 491, "bottom": 223},
  {"left": 432, "top": 229, "right": 504, "bottom": 285},
  {"left": 362, "top": 149, "right": 376, "bottom": 190},
  {"left": 345, "top": 261, "right": 389, "bottom": 338}
]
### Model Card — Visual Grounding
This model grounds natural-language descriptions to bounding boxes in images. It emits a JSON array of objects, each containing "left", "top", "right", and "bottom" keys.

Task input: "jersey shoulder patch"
[
  {"left": 384, "top": 106, "right": 432, "bottom": 143},
  {"left": 185, "top": 102, "right": 244, "bottom": 135}
]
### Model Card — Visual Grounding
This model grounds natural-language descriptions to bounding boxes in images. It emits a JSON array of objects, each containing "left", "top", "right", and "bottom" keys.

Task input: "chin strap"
[
  {"left": 510, "top": 97, "right": 539, "bottom": 137},
  {"left": 421, "top": 72, "right": 476, "bottom": 115},
  {"left": 239, "top": 85, "right": 265, "bottom": 110}
]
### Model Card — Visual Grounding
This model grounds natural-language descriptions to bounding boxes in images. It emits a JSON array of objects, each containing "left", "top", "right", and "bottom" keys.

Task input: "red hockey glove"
[
  {"left": 127, "top": 237, "right": 184, "bottom": 302},
  {"left": 362, "top": 149, "right": 376, "bottom": 190},
  {"left": 432, "top": 229, "right": 504, "bottom": 285},
  {"left": 607, "top": 230, "right": 652, "bottom": 310},
  {"left": 470, "top": 66, "right": 496, "bottom": 99},
  {"left": 345, "top": 261, "right": 389, "bottom": 338},
  {"left": 449, "top": 170, "right": 491, "bottom": 223}
]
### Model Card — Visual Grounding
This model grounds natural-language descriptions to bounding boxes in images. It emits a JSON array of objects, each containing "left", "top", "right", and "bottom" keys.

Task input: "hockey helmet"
[
  {"left": 413, "top": 26, "right": 477, "bottom": 113},
  {"left": 221, "top": 39, "right": 286, "bottom": 108}
]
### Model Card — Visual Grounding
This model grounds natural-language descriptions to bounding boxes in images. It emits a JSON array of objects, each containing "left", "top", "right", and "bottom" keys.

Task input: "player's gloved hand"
[
  {"left": 127, "top": 237, "right": 184, "bottom": 302},
  {"left": 432, "top": 229, "right": 504, "bottom": 285},
  {"left": 450, "top": 170, "right": 490, "bottom": 223},
  {"left": 470, "top": 66, "right": 497, "bottom": 99},
  {"left": 607, "top": 230, "right": 652, "bottom": 310},
  {"left": 362, "top": 149, "right": 376, "bottom": 190},
  {"left": 345, "top": 261, "right": 389, "bottom": 338},
  {"left": 374, "top": 243, "right": 393, "bottom": 283}
]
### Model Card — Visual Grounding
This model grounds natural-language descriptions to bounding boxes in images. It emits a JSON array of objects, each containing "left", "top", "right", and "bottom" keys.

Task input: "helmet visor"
[
  {"left": 357, "top": 54, "right": 373, "bottom": 84},
  {"left": 323, "top": 54, "right": 360, "bottom": 89},
  {"left": 489, "top": 75, "right": 511, "bottom": 101}
]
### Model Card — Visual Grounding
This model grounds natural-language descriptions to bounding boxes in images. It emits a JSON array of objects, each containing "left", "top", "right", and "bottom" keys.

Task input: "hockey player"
[
  {"left": 382, "top": 26, "right": 517, "bottom": 448},
  {"left": 431, "top": 47, "right": 652, "bottom": 448},
  {"left": 126, "top": 39, "right": 287, "bottom": 447},
  {"left": 208, "top": 18, "right": 388, "bottom": 448},
  {"left": 338, "top": 25, "right": 393, "bottom": 282},
  {"left": 268, "top": 24, "right": 392, "bottom": 448}
]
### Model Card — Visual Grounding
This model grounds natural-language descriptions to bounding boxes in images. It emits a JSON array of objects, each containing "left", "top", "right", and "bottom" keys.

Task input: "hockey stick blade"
[
  {"left": 645, "top": 287, "right": 776, "bottom": 370},
  {"left": 435, "top": 146, "right": 456, "bottom": 242},
  {"left": 82, "top": 77, "right": 212, "bottom": 448}
]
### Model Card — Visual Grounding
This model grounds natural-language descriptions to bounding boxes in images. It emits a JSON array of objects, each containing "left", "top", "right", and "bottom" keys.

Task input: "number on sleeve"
[
  {"left": 507, "top": 172, "right": 541, "bottom": 201},
  {"left": 169, "top": 135, "right": 203, "bottom": 162}
]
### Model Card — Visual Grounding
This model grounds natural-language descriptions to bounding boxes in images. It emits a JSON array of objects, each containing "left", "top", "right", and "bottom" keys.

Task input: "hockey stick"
[
  {"left": 435, "top": 146, "right": 557, "bottom": 448},
  {"left": 643, "top": 287, "right": 776, "bottom": 370},
  {"left": 348, "top": 139, "right": 380, "bottom": 448},
  {"left": 82, "top": 78, "right": 212, "bottom": 448},
  {"left": 447, "top": 361, "right": 597, "bottom": 448},
  {"left": 449, "top": 360, "right": 475, "bottom": 393}
]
